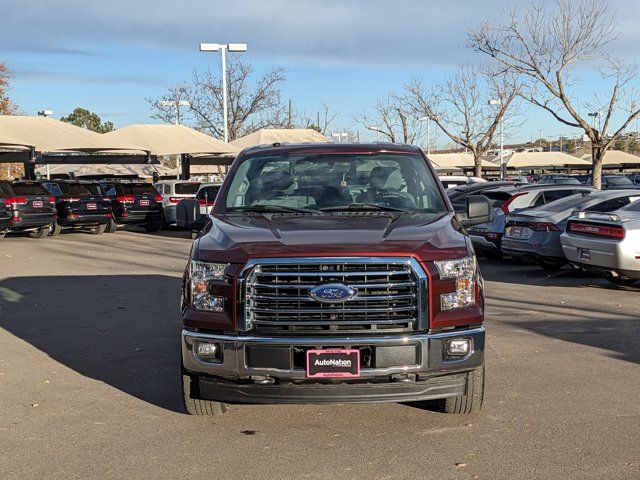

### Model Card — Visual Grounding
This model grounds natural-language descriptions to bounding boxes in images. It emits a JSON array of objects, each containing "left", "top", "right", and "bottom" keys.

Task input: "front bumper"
[{"left": 182, "top": 327, "right": 484, "bottom": 404}]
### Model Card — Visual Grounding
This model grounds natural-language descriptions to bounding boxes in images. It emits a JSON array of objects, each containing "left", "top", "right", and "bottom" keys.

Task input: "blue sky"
[{"left": 2, "top": 0, "right": 640, "bottom": 146}]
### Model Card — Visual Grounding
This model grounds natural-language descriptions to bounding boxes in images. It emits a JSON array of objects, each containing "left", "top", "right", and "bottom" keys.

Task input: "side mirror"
[{"left": 459, "top": 195, "right": 492, "bottom": 227}]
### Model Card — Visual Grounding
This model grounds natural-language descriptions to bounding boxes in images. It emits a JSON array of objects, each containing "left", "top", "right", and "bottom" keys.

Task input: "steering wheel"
[{"left": 375, "top": 191, "right": 416, "bottom": 209}]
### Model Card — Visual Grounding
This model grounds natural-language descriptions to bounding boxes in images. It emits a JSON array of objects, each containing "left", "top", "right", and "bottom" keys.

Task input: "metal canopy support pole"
[{"left": 180, "top": 154, "right": 190, "bottom": 180}]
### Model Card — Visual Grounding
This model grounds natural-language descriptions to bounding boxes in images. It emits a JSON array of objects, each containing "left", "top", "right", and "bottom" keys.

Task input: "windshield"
[
  {"left": 221, "top": 152, "right": 447, "bottom": 213},
  {"left": 606, "top": 176, "right": 634, "bottom": 186}
]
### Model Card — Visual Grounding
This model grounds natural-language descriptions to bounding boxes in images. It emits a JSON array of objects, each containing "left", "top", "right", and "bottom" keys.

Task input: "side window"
[
  {"left": 164, "top": 184, "right": 171, "bottom": 195},
  {"left": 533, "top": 193, "right": 546, "bottom": 207},
  {"left": 43, "top": 183, "right": 63, "bottom": 196}
]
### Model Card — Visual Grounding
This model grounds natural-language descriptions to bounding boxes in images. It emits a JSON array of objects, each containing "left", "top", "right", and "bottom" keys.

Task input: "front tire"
[
  {"left": 28, "top": 226, "right": 49, "bottom": 239},
  {"left": 440, "top": 365, "right": 484, "bottom": 414},
  {"left": 182, "top": 374, "right": 230, "bottom": 416},
  {"left": 88, "top": 224, "right": 107, "bottom": 235}
]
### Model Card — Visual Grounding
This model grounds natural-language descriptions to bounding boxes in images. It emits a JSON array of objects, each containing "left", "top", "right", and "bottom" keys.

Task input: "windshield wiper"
[
  {"left": 318, "top": 203, "right": 409, "bottom": 213},
  {"left": 227, "top": 205, "right": 318, "bottom": 214}
]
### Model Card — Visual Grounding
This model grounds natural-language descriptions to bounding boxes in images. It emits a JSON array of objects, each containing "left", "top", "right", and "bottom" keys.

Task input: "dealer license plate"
[
  {"left": 578, "top": 248, "right": 591, "bottom": 261},
  {"left": 507, "top": 225, "right": 523, "bottom": 237},
  {"left": 139, "top": 199, "right": 150, "bottom": 206},
  {"left": 87, "top": 203, "right": 97, "bottom": 210},
  {"left": 306, "top": 349, "right": 360, "bottom": 378}
]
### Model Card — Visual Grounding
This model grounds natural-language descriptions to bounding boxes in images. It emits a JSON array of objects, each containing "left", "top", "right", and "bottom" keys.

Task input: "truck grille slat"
[{"left": 244, "top": 259, "right": 422, "bottom": 333}]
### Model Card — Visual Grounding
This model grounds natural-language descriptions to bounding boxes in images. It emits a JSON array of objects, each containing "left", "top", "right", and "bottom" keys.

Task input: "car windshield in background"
[
  {"left": 175, "top": 183, "right": 200, "bottom": 195},
  {"left": 606, "top": 176, "right": 634, "bottom": 186},
  {"left": 121, "top": 184, "right": 157, "bottom": 195},
  {"left": 11, "top": 183, "right": 49, "bottom": 195},
  {"left": 222, "top": 153, "right": 447, "bottom": 214}
]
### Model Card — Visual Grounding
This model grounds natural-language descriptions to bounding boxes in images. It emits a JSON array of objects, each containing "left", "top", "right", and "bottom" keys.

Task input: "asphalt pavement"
[{"left": 0, "top": 228, "right": 638, "bottom": 480}]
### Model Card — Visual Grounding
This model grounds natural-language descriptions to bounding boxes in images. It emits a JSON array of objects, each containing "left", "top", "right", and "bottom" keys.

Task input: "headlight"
[
  {"left": 434, "top": 257, "right": 476, "bottom": 311},
  {"left": 190, "top": 260, "right": 228, "bottom": 311}
]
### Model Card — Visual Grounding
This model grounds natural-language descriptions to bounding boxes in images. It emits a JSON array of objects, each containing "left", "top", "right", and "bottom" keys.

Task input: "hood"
[{"left": 194, "top": 212, "right": 469, "bottom": 264}]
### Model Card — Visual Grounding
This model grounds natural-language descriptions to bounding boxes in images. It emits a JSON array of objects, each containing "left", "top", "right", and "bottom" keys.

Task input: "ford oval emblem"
[{"left": 309, "top": 283, "right": 357, "bottom": 303}]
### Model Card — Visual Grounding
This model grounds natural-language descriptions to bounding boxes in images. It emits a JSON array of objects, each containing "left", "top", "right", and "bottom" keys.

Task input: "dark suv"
[
  {"left": 99, "top": 181, "right": 164, "bottom": 232},
  {"left": 0, "top": 181, "right": 56, "bottom": 238},
  {"left": 42, "top": 180, "right": 112, "bottom": 235},
  {"left": 181, "top": 143, "right": 493, "bottom": 415}
]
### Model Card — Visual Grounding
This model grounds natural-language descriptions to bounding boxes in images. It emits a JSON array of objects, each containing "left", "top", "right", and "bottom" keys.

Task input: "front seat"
[{"left": 356, "top": 167, "right": 392, "bottom": 204}]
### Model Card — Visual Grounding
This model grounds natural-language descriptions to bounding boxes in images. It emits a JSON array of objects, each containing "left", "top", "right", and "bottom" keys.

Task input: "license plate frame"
[
  {"left": 32, "top": 200, "right": 43, "bottom": 208},
  {"left": 306, "top": 349, "right": 360, "bottom": 378},
  {"left": 86, "top": 203, "right": 97, "bottom": 210},
  {"left": 139, "top": 199, "right": 150, "bottom": 206}
]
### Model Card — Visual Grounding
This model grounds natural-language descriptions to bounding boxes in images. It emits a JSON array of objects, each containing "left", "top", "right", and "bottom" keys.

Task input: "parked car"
[
  {"left": 42, "top": 180, "right": 112, "bottom": 235},
  {"left": 583, "top": 174, "right": 639, "bottom": 190},
  {"left": 502, "top": 189, "right": 640, "bottom": 269},
  {"left": 446, "top": 181, "right": 525, "bottom": 213},
  {"left": 561, "top": 199, "right": 640, "bottom": 286},
  {"left": 468, "top": 184, "right": 595, "bottom": 258},
  {"left": 0, "top": 194, "right": 11, "bottom": 236},
  {"left": 99, "top": 181, "right": 164, "bottom": 232},
  {"left": 0, "top": 181, "right": 56, "bottom": 238},
  {"left": 175, "top": 182, "right": 222, "bottom": 236},
  {"left": 438, "top": 175, "right": 487, "bottom": 189},
  {"left": 624, "top": 173, "right": 640, "bottom": 186},
  {"left": 181, "top": 142, "right": 492, "bottom": 415},
  {"left": 153, "top": 180, "right": 201, "bottom": 226},
  {"left": 536, "top": 175, "right": 582, "bottom": 185}
]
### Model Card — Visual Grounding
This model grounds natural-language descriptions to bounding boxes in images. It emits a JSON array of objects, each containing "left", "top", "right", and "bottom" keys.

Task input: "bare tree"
[
  {"left": 0, "top": 61, "right": 22, "bottom": 180},
  {"left": 405, "top": 66, "right": 520, "bottom": 177},
  {"left": 304, "top": 102, "right": 338, "bottom": 134},
  {"left": 468, "top": 0, "right": 640, "bottom": 188},
  {"left": 353, "top": 92, "right": 423, "bottom": 144},
  {"left": 149, "top": 59, "right": 287, "bottom": 141}
]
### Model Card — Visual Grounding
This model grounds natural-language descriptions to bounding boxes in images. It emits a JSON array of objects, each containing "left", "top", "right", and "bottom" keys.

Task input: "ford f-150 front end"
[{"left": 180, "top": 143, "right": 491, "bottom": 415}]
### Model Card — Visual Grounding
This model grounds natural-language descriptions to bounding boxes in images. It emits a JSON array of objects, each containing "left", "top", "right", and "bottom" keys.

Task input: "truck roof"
[{"left": 239, "top": 142, "right": 423, "bottom": 157}]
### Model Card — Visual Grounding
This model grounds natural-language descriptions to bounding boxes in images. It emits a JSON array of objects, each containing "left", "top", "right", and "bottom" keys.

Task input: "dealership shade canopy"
[
  {"left": 230, "top": 128, "right": 327, "bottom": 150},
  {"left": 580, "top": 150, "right": 640, "bottom": 166},
  {"left": 35, "top": 163, "right": 175, "bottom": 179},
  {"left": 103, "top": 124, "right": 240, "bottom": 157},
  {"left": 503, "top": 151, "right": 591, "bottom": 168},
  {"left": 426, "top": 153, "right": 498, "bottom": 171},
  {"left": 0, "top": 116, "right": 150, "bottom": 163}
]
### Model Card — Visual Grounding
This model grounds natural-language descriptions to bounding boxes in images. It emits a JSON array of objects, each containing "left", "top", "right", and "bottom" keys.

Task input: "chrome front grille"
[{"left": 243, "top": 258, "right": 426, "bottom": 333}]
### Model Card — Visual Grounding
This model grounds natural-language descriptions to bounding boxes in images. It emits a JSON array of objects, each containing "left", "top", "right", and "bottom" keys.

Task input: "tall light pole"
[
  {"left": 38, "top": 110, "right": 54, "bottom": 179},
  {"left": 419, "top": 115, "right": 438, "bottom": 154},
  {"left": 489, "top": 99, "right": 504, "bottom": 179},
  {"left": 199, "top": 43, "right": 248, "bottom": 143}
]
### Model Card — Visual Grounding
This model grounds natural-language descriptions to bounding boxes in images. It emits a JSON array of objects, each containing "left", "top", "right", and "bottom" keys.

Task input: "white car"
[
  {"left": 438, "top": 175, "right": 487, "bottom": 189},
  {"left": 153, "top": 180, "right": 201, "bottom": 225},
  {"left": 560, "top": 200, "right": 640, "bottom": 286}
]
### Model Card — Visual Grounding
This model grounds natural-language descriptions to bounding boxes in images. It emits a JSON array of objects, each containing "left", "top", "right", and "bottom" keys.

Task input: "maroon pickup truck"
[{"left": 181, "top": 143, "right": 491, "bottom": 415}]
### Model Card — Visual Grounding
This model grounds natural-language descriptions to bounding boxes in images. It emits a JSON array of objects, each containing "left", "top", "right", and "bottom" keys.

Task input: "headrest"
[
  {"left": 369, "top": 166, "right": 391, "bottom": 190},
  {"left": 260, "top": 171, "right": 294, "bottom": 192}
]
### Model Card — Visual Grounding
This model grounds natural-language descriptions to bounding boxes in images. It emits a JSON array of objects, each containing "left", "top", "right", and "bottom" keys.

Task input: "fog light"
[
  {"left": 194, "top": 341, "right": 221, "bottom": 358},
  {"left": 445, "top": 339, "right": 470, "bottom": 356}
]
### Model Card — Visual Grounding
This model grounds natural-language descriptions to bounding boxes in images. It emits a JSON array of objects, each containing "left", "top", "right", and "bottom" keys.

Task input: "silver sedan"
[
  {"left": 502, "top": 190, "right": 640, "bottom": 269},
  {"left": 560, "top": 200, "right": 640, "bottom": 286}
]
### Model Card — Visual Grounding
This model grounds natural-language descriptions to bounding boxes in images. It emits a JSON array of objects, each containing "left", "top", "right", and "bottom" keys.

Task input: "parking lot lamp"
[
  {"left": 199, "top": 43, "right": 248, "bottom": 143},
  {"left": 160, "top": 100, "right": 191, "bottom": 125},
  {"left": 37, "top": 110, "right": 54, "bottom": 179}
]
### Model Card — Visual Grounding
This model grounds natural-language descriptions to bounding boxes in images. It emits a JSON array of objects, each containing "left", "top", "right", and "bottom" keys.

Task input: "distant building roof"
[
  {"left": 503, "top": 151, "right": 591, "bottom": 168},
  {"left": 427, "top": 153, "right": 498, "bottom": 171}
]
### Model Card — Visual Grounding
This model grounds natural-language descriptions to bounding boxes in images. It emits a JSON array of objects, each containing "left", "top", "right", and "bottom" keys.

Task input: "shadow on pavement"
[{"left": 0, "top": 274, "right": 185, "bottom": 413}]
